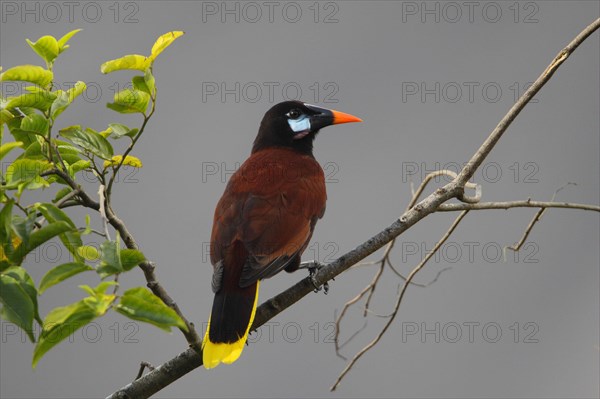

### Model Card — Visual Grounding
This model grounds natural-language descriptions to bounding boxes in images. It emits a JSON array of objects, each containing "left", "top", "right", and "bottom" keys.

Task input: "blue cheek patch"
[{"left": 288, "top": 116, "right": 311, "bottom": 133}]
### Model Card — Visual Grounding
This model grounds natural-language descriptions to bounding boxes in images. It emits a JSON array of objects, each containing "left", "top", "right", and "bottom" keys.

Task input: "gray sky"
[{"left": 1, "top": 1, "right": 599, "bottom": 398}]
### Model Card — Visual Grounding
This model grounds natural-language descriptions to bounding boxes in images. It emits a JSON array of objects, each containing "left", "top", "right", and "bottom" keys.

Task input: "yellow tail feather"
[{"left": 202, "top": 281, "right": 260, "bottom": 369}]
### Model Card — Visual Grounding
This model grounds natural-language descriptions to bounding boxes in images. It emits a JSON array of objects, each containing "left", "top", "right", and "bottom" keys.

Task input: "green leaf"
[
  {"left": 33, "top": 281, "right": 116, "bottom": 367},
  {"left": 0, "top": 200, "right": 14, "bottom": 249},
  {"left": 55, "top": 141, "right": 83, "bottom": 165},
  {"left": 0, "top": 269, "right": 37, "bottom": 341},
  {"left": 68, "top": 160, "right": 91, "bottom": 176},
  {"left": 120, "top": 249, "right": 145, "bottom": 271},
  {"left": 96, "top": 237, "right": 122, "bottom": 278},
  {"left": 103, "top": 155, "right": 143, "bottom": 169},
  {"left": 0, "top": 142, "right": 23, "bottom": 160},
  {"left": 6, "top": 112, "right": 39, "bottom": 148},
  {"left": 66, "top": 81, "right": 86, "bottom": 103},
  {"left": 12, "top": 212, "right": 36, "bottom": 248},
  {"left": 26, "top": 35, "right": 59, "bottom": 64},
  {"left": 149, "top": 31, "right": 184, "bottom": 61},
  {"left": 59, "top": 125, "right": 113, "bottom": 160},
  {"left": 9, "top": 221, "right": 73, "bottom": 265},
  {"left": 0, "top": 65, "right": 54, "bottom": 88},
  {"left": 36, "top": 203, "right": 83, "bottom": 261},
  {"left": 20, "top": 113, "right": 49, "bottom": 136},
  {"left": 1, "top": 109, "right": 15, "bottom": 124},
  {"left": 115, "top": 287, "right": 187, "bottom": 332},
  {"left": 82, "top": 215, "right": 92, "bottom": 236},
  {"left": 32, "top": 300, "right": 94, "bottom": 368},
  {"left": 77, "top": 245, "right": 100, "bottom": 261},
  {"left": 28, "top": 222, "right": 72, "bottom": 252},
  {"left": 100, "top": 55, "right": 149, "bottom": 74},
  {"left": 39, "top": 262, "right": 93, "bottom": 294},
  {"left": 5, "top": 91, "right": 57, "bottom": 112},
  {"left": 107, "top": 89, "right": 150, "bottom": 114},
  {"left": 107, "top": 123, "right": 138, "bottom": 139},
  {"left": 2, "top": 266, "right": 41, "bottom": 323},
  {"left": 144, "top": 69, "right": 156, "bottom": 97},
  {"left": 53, "top": 187, "right": 72, "bottom": 203},
  {"left": 57, "top": 29, "right": 82, "bottom": 53},
  {"left": 132, "top": 76, "right": 150, "bottom": 95},
  {"left": 50, "top": 81, "right": 86, "bottom": 119},
  {"left": 4, "top": 159, "right": 50, "bottom": 190}
]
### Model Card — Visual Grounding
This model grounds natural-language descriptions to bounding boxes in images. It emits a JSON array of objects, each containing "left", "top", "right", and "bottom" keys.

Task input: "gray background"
[{"left": 1, "top": 1, "right": 599, "bottom": 398}]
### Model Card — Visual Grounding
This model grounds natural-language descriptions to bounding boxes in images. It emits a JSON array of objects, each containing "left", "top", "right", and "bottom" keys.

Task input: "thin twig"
[
  {"left": 437, "top": 200, "right": 599, "bottom": 212},
  {"left": 502, "top": 183, "right": 583, "bottom": 260},
  {"left": 135, "top": 362, "right": 156, "bottom": 381},
  {"left": 330, "top": 211, "right": 469, "bottom": 391}
]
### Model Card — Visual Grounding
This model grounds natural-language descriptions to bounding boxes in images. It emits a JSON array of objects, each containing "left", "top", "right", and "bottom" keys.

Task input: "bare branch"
[
  {"left": 330, "top": 211, "right": 469, "bottom": 391},
  {"left": 437, "top": 200, "right": 600, "bottom": 212},
  {"left": 454, "top": 18, "right": 600, "bottom": 188}
]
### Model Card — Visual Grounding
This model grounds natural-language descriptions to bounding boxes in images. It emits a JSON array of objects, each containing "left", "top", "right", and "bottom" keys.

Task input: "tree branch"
[
  {"left": 437, "top": 200, "right": 600, "bottom": 212},
  {"left": 106, "top": 18, "right": 600, "bottom": 399}
]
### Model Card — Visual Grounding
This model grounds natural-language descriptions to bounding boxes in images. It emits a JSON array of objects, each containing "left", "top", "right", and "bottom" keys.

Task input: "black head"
[{"left": 252, "top": 101, "right": 362, "bottom": 155}]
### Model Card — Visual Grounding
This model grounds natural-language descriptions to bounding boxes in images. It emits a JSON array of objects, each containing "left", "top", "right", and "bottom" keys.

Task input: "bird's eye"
[{"left": 287, "top": 109, "right": 301, "bottom": 119}]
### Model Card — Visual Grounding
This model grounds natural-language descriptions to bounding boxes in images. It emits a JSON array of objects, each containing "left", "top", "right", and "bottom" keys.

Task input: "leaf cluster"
[{"left": 1, "top": 30, "right": 185, "bottom": 368}]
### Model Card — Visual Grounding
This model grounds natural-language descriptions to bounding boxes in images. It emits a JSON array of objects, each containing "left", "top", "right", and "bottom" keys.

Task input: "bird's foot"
[{"left": 299, "top": 260, "right": 329, "bottom": 294}]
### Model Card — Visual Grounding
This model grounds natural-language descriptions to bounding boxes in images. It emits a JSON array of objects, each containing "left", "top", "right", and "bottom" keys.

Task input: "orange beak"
[{"left": 331, "top": 109, "right": 363, "bottom": 125}]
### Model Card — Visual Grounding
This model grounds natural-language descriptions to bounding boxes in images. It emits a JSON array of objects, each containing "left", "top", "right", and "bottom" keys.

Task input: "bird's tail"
[{"left": 202, "top": 280, "right": 260, "bottom": 369}]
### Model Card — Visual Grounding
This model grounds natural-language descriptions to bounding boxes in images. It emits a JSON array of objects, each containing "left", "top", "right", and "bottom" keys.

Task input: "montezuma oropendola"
[{"left": 203, "top": 101, "right": 362, "bottom": 368}]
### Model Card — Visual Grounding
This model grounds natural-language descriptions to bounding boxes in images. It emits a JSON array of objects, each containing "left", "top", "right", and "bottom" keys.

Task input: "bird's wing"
[{"left": 210, "top": 151, "right": 326, "bottom": 291}]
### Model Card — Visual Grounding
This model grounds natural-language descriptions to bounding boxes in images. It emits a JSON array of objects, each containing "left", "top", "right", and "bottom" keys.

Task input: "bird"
[{"left": 202, "top": 100, "right": 362, "bottom": 369}]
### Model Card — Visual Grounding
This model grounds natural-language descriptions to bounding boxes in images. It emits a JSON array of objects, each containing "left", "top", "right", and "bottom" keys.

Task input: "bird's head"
[{"left": 253, "top": 100, "right": 362, "bottom": 155}]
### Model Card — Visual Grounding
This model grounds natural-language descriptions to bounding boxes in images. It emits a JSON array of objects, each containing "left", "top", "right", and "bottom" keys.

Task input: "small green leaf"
[
  {"left": 53, "top": 187, "right": 72, "bottom": 203},
  {"left": 59, "top": 125, "right": 113, "bottom": 160},
  {"left": 55, "top": 141, "right": 83, "bottom": 165},
  {"left": 0, "top": 200, "right": 14, "bottom": 247},
  {"left": 0, "top": 65, "right": 54, "bottom": 88},
  {"left": 115, "top": 287, "right": 187, "bottom": 332},
  {"left": 68, "top": 159, "right": 91, "bottom": 176},
  {"left": 4, "top": 159, "right": 50, "bottom": 190},
  {"left": 26, "top": 35, "right": 60, "bottom": 64},
  {"left": 120, "top": 249, "right": 145, "bottom": 271},
  {"left": 33, "top": 281, "right": 116, "bottom": 367},
  {"left": 5, "top": 91, "right": 57, "bottom": 112},
  {"left": 132, "top": 76, "right": 150, "bottom": 95},
  {"left": 49, "top": 91, "right": 69, "bottom": 119},
  {"left": 103, "top": 155, "right": 143, "bottom": 169},
  {"left": 144, "top": 69, "right": 156, "bottom": 97},
  {"left": 82, "top": 215, "right": 92, "bottom": 236},
  {"left": 149, "top": 31, "right": 184, "bottom": 61},
  {"left": 20, "top": 113, "right": 49, "bottom": 136},
  {"left": 107, "top": 89, "right": 150, "bottom": 114},
  {"left": 96, "top": 237, "right": 122, "bottom": 278},
  {"left": 9, "top": 221, "right": 73, "bottom": 265},
  {"left": 1, "top": 109, "right": 15, "bottom": 124},
  {"left": 144, "top": 68, "right": 156, "bottom": 96},
  {"left": 0, "top": 270, "right": 36, "bottom": 341},
  {"left": 33, "top": 300, "right": 95, "bottom": 367},
  {"left": 100, "top": 54, "right": 149, "bottom": 74},
  {"left": 39, "top": 262, "right": 93, "bottom": 294},
  {"left": 107, "top": 123, "right": 138, "bottom": 139},
  {"left": 66, "top": 81, "right": 86, "bottom": 102},
  {"left": 0, "top": 142, "right": 23, "bottom": 160},
  {"left": 11, "top": 212, "right": 36, "bottom": 248},
  {"left": 49, "top": 81, "right": 86, "bottom": 119},
  {"left": 77, "top": 245, "right": 100, "bottom": 261},
  {"left": 36, "top": 203, "right": 83, "bottom": 260},
  {"left": 57, "top": 29, "right": 82, "bottom": 53}
]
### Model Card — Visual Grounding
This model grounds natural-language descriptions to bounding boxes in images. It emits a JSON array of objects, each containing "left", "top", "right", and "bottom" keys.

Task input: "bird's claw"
[{"left": 304, "top": 261, "right": 329, "bottom": 294}]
